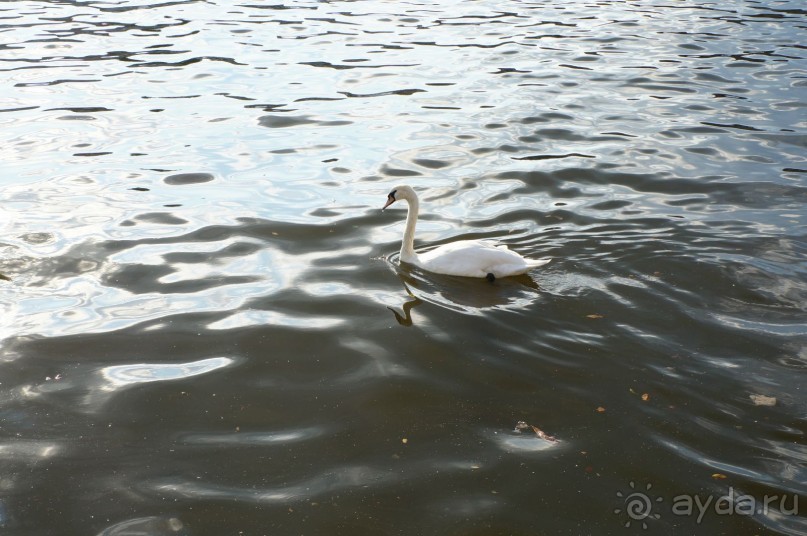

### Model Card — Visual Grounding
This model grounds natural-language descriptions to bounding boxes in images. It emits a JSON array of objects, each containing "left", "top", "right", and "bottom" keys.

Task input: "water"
[{"left": 1, "top": 0, "right": 805, "bottom": 534}]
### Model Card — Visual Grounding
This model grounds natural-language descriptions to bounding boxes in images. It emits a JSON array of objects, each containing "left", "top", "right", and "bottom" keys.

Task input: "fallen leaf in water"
[
  {"left": 514, "top": 421, "right": 557, "bottom": 442},
  {"left": 712, "top": 473, "right": 727, "bottom": 479},
  {"left": 750, "top": 394, "right": 776, "bottom": 406},
  {"left": 596, "top": 406, "right": 606, "bottom": 413},
  {"left": 530, "top": 425, "right": 557, "bottom": 442},
  {"left": 401, "top": 438, "right": 408, "bottom": 444},
  {"left": 586, "top": 314, "right": 604, "bottom": 319},
  {"left": 641, "top": 393, "right": 650, "bottom": 401}
]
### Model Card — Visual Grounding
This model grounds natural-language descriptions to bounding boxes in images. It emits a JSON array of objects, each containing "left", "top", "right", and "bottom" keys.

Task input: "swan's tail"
[{"left": 527, "top": 258, "right": 551, "bottom": 268}]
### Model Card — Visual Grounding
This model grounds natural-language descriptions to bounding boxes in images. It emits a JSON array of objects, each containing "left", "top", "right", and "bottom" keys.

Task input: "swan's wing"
[{"left": 418, "top": 240, "right": 545, "bottom": 277}]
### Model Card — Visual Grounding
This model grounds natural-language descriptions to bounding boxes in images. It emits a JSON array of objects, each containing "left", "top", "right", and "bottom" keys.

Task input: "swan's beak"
[{"left": 382, "top": 197, "right": 395, "bottom": 211}]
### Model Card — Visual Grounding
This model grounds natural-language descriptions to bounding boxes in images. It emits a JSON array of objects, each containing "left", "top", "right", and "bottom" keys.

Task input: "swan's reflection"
[{"left": 387, "top": 284, "right": 423, "bottom": 326}]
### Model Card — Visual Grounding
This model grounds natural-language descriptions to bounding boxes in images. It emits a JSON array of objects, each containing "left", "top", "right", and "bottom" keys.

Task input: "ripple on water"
[
  {"left": 163, "top": 173, "right": 215, "bottom": 185},
  {"left": 96, "top": 516, "right": 187, "bottom": 536},
  {"left": 101, "top": 357, "right": 234, "bottom": 387},
  {"left": 179, "top": 426, "right": 330, "bottom": 447}
]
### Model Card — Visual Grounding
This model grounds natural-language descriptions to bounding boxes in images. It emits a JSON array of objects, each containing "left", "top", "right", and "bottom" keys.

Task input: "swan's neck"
[{"left": 400, "top": 195, "right": 419, "bottom": 264}]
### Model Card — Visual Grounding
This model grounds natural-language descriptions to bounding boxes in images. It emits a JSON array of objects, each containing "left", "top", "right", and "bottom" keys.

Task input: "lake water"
[{"left": 1, "top": 0, "right": 805, "bottom": 534}]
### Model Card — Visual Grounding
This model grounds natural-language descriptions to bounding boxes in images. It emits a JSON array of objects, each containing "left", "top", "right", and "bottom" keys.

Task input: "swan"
[{"left": 382, "top": 185, "right": 550, "bottom": 280}]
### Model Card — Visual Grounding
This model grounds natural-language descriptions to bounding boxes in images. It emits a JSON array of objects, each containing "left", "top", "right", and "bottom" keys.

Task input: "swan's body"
[{"left": 382, "top": 185, "right": 550, "bottom": 279}]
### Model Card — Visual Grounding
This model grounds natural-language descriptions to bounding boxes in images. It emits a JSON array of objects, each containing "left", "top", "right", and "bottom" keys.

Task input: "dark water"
[{"left": 1, "top": 0, "right": 806, "bottom": 534}]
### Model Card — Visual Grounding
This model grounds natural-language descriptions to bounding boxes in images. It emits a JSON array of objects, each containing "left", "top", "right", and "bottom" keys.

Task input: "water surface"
[{"left": 1, "top": 0, "right": 806, "bottom": 534}]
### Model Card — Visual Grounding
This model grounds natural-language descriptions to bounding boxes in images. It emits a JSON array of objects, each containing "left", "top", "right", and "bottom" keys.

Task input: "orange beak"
[{"left": 382, "top": 196, "right": 395, "bottom": 210}]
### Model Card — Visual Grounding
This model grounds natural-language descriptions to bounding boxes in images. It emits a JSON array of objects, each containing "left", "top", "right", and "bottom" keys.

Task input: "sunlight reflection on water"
[{"left": 101, "top": 357, "right": 234, "bottom": 387}]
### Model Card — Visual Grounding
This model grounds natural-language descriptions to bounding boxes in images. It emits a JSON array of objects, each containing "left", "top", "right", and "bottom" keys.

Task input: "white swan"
[{"left": 382, "top": 185, "right": 550, "bottom": 280}]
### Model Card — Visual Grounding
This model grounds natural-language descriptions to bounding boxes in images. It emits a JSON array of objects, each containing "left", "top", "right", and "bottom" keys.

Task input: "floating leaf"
[
  {"left": 514, "top": 421, "right": 557, "bottom": 442},
  {"left": 712, "top": 473, "right": 727, "bottom": 479},
  {"left": 750, "top": 394, "right": 776, "bottom": 407},
  {"left": 401, "top": 438, "right": 408, "bottom": 444},
  {"left": 586, "top": 314, "right": 604, "bottom": 319},
  {"left": 596, "top": 406, "right": 606, "bottom": 413},
  {"left": 530, "top": 425, "right": 557, "bottom": 443},
  {"left": 641, "top": 393, "right": 650, "bottom": 401}
]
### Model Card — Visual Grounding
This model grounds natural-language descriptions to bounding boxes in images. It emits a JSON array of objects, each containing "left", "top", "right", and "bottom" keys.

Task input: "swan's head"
[{"left": 381, "top": 185, "right": 416, "bottom": 210}]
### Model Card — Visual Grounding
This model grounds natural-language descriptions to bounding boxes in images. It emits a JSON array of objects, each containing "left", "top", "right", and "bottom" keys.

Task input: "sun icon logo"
[{"left": 614, "top": 481, "right": 663, "bottom": 529}]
